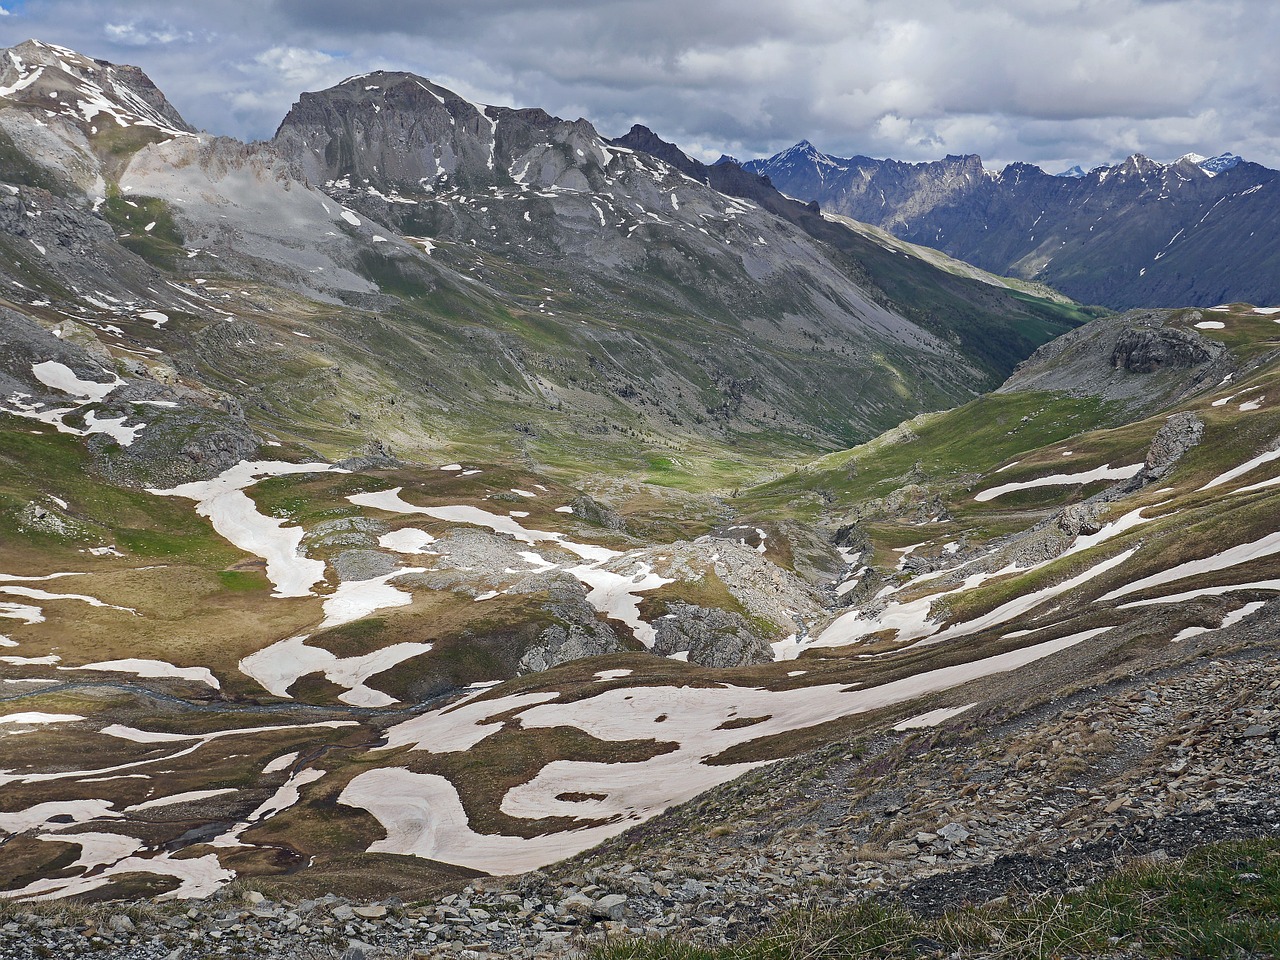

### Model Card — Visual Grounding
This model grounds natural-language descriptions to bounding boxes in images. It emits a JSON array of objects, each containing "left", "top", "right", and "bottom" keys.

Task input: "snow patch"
[
  {"left": 975, "top": 463, "right": 1142, "bottom": 502},
  {"left": 893, "top": 703, "right": 977, "bottom": 731}
]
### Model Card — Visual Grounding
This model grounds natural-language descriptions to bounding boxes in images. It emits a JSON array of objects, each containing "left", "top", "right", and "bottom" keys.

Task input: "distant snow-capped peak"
[
  {"left": 1197, "top": 152, "right": 1243, "bottom": 175},
  {"left": 1056, "top": 151, "right": 1249, "bottom": 182}
]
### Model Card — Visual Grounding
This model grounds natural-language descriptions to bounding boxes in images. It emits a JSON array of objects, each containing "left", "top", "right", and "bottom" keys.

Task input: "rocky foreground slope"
[{"left": 1, "top": 37, "right": 1280, "bottom": 960}]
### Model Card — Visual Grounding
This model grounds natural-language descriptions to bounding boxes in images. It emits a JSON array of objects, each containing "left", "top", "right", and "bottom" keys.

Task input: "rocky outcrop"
[
  {"left": 568, "top": 493, "right": 627, "bottom": 531},
  {"left": 1056, "top": 502, "right": 1105, "bottom": 537},
  {"left": 331, "top": 549, "right": 400, "bottom": 582},
  {"left": 514, "top": 574, "right": 627, "bottom": 674},
  {"left": 836, "top": 482, "right": 950, "bottom": 526},
  {"left": 1110, "top": 328, "right": 1219, "bottom": 373},
  {"left": 93, "top": 408, "right": 260, "bottom": 488},
  {"left": 302, "top": 517, "right": 388, "bottom": 551},
  {"left": 517, "top": 620, "right": 623, "bottom": 674},
  {"left": 1140, "top": 411, "right": 1205, "bottom": 480},
  {"left": 1000, "top": 311, "right": 1230, "bottom": 415},
  {"left": 651, "top": 602, "right": 773, "bottom": 667},
  {"left": 335, "top": 439, "right": 401, "bottom": 472}
]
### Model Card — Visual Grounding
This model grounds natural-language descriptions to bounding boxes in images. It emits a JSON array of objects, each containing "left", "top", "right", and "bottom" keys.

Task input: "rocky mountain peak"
[
  {"left": 274, "top": 70, "right": 622, "bottom": 196},
  {"left": 773, "top": 139, "right": 830, "bottom": 167},
  {"left": 1198, "top": 151, "right": 1244, "bottom": 175},
  {"left": 0, "top": 38, "right": 193, "bottom": 137}
]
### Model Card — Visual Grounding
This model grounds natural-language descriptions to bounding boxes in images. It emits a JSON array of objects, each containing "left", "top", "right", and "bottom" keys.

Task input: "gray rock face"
[
  {"left": 1142, "top": 411, "right": 1205, "bottom": 480},
  {"left": 517, "top": 620, "right": 623, "bottom": 674},
  {"left": 304, "top": 517, "right": 388, "bottom": 551},
  {"left": 1110, "top": 328, "right": 1218, "bottom": 373},
  {"left": 568, "top": 493, "right": 627, "bottom": 531},
  {"left": 510, "top": 577, "right": 626, "bottom": 674},
  {"left": 1057, "top": 502, "right": 1105, "bottom": 537},
  {"left": 331, "top": 550, "right": 400, "bottom": 582},
  {"left": 652, "top": 602, "right": 773, "bottom": 668},
  {"left": 334, "top": 439, "right": 401, "bottom": 472},
  {"left": 274, "top": 72, "right": 507, "bottom": 193},
  {"left": 94, "top": 410, "right": 260, "bottom": 488}
]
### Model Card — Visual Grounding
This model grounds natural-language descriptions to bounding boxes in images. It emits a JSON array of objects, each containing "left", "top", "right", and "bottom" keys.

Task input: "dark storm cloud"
[{"left": 2, "top": 0, "right": 1277, "bottom": 171}]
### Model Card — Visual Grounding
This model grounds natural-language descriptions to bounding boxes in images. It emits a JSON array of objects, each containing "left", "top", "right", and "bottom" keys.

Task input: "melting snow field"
[
  {"left": 1199, "top": 447, "right": 1280, "bottom": 491},
  {"left": 342, "top": 629, "right": 1101, "bottom": 874},
  {"left": 319, "top": 569, "right": 426, "bottom": 629},
  {"left": 0, "top": 570, "right": 134, "bottom": 626},
  {"left": 239, "top": 634, "right": 433, "bottom": 707},
  {"left": 349, "top": 489, "right": 617, "bottom": 562},
  {"left": 1100, "top": 529, "right": 1280, "bottom": 603},
  {"left": 150, "top": 461, "right": 341, "bottom": 597},
  {"left": 974, "top": 463, "right": 1142, "bottom": 502},
  {"left": 61, "top": 658, "right": 220, "bottom": 689},
  {"left": 2, "top": 360, "right": 145, "bottom": 446},
  {"left": 893, "top": 703, "right": 977, "bottom": 730},
  {"left": 348, "top": 488, "right": 674, "bottom": 644},
  {"left": 31, "top": 360, "right": 122, "bottom": 401}
]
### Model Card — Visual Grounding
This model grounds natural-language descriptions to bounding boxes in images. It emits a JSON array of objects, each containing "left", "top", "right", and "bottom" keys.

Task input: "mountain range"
[
  {"left": 1, "top": 37, "right": 1279, "bottom": 957},
  {"left": 744, "top": 141, "right": 1280, "bottom": 310}
]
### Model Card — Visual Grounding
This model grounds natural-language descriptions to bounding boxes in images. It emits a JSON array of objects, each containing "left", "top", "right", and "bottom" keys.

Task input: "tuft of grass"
[{"left": 590, "top": 839, "right": 1280, "bottom": 959}]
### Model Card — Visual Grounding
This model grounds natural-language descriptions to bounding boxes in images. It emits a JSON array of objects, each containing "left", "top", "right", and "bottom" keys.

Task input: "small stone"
[
  {"left": 591, "top": 894, "right": 627, "bottom": 921},
  {"left": 107, "top": 914, "right": 135, "bottom": 935},
  {"left": 559, "top": 893, "right": 594, "bottom": 918},
  {"left": 353, "top": 905, "right": 388, "bottom": 920}
]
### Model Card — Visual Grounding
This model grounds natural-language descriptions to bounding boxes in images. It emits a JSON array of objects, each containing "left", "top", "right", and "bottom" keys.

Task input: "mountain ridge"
[{"left": 745, "top": 142, "right": 1280, "bottom": 310}]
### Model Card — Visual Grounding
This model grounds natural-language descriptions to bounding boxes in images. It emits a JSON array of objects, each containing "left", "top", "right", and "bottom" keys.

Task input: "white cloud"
[
  {"left": 104, "top": 22, "right": 195, "bottom": 46},
  {"left": 253, "top": 45, "right": 340, "bottom": 88},
  {"left": 4, "top": 0, "right": 1278, "bottom": 170}
]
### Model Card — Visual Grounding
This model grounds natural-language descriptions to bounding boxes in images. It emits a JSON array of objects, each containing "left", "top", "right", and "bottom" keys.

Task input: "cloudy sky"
[{"left": 2, "top": 0, "right": 1277, "bottom": 171}]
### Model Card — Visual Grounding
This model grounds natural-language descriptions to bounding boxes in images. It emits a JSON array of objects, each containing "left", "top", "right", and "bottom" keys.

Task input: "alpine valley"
[{"left": 1, "top": 38, "right": 1279, "bottom": 960}]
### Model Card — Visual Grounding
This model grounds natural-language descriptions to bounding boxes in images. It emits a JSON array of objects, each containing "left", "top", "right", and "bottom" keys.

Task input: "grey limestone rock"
[
  {"left": 304, "top": 517, "right": 388, "bottom": 551},
  {"left": 332, "top": 549, "right": 400, "bottom": 582},
  {"left": 1142, "top": 411, "right": 1205, "bottom": 480},
  {"left": 1110, "top": 326, "right": 1220, "bottom": 373},
  {"left": 517, "top": 621, "right": 623, "bottom": 675},
  {"left": 335, "top": 438, "right": 401, "bottom": 471},
  {"left": 652, "top": 602, "right": 773, "bottom": 668}
]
